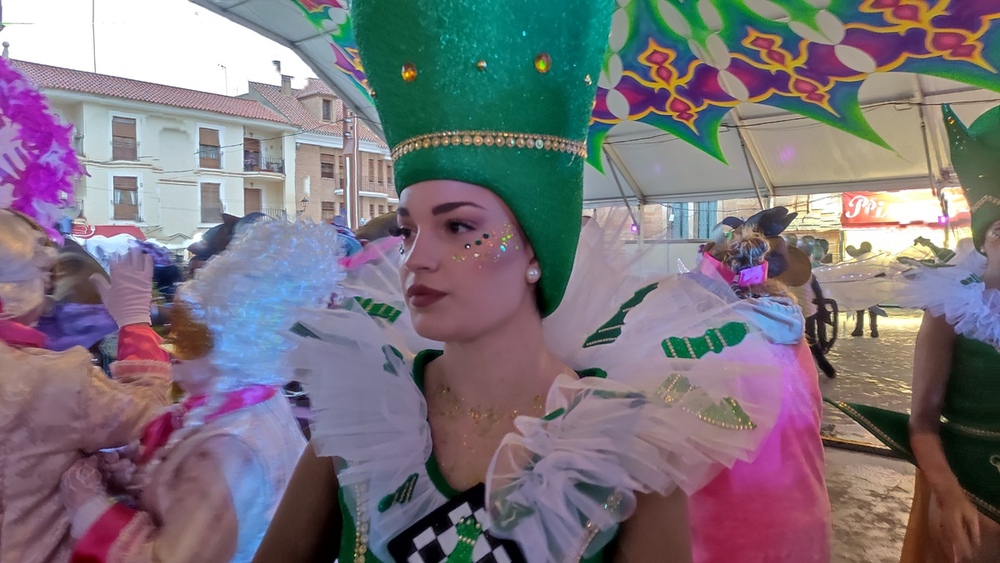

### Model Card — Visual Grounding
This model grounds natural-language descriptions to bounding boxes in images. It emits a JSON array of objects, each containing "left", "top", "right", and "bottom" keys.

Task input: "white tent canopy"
[
  {"left": 194, "top": 0, "right": 1000, "bottom": 206},
  {"left": 587, "top": 73, "right": 997, "bottom": 206}
]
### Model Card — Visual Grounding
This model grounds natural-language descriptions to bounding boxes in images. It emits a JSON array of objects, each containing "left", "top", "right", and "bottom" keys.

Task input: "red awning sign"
[{"left": 71, "top": 224, "right": 146, "bottom": 240}]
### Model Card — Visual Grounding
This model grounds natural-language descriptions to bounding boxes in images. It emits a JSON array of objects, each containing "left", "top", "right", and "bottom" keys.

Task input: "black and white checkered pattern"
[{"left": 392, "top": 498, "right": 526, "bottom": 563}]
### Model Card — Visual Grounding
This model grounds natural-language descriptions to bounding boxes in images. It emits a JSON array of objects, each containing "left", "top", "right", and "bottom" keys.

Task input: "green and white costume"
[{"left": 291, "top": 224, "right": 785, "bottom": 562}]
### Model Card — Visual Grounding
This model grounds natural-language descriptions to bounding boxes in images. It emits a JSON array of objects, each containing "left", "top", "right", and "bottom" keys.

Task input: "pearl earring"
[{"left": 526, "top": 266, "right": 541, "bottom": 283}]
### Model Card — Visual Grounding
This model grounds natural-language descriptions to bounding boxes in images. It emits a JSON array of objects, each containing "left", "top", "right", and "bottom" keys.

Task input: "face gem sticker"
[{"left": 453, "top": 224, "right": 519, "bottom": 264}]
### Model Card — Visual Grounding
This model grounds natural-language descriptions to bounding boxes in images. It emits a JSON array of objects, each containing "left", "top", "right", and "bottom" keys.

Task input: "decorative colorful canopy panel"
[{"left": 287, "top": 1, "right": 1000, "bottom": 168}]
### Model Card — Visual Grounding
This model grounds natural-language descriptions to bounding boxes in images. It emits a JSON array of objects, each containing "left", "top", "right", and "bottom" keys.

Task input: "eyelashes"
[{"left": 388, "top": 225, "right": 411, "bottom": 239}]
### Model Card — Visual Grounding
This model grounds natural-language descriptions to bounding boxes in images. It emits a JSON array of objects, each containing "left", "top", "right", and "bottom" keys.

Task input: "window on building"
[
  {"left": 321, "top": 154, "right": 336, "bottom": 179},
  {"left": 367, "top": 159, "right": 375, "bottom": 187},
  {"left": 200, "top": 182, "right": 223, "bottom": 223},
  {"left": 369, "top": 204, "right": 375, "bottom": 218},
  {"left": 695, "top": 201, "right": 719, "bottom": 239},
  {"left": 111, "top": 117, "right": 137, "bottom": 161},
  {"left": 378, "top": 205, "right": 385, "bottom": 215},
  {"left": 321, "top": 201, "right": 337, "bottom": 222},
  {"left": 322, "top": 99, "right": 332, "bottom": 122},
  {"left": 243, "top": 138, "right": 261, "bottom": 171},
  {"left": 199, "top": 128, "right": 221, "bottom": 169},
  {"left": 670, "top": 203, "right": 689, "bottom": 239},
  {"left": 387, "top": 166, "right": 394, "bottom": 188},
  {"left": 112, "top": 176, "right": 139, "bottom": 221},
  {"left": 377, "top": 161, "right": 385, "bottom": 185}
]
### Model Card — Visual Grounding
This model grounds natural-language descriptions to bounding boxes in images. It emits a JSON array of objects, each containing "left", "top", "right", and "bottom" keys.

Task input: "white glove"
[
  {"left": 60, "top": 457, "right": 112, "bottom": 539},
  {"left": 96, "top": 446, "right": 140, "bottom": 492},
  {"left": 90, "top": 248, "right": 154, "bottom": 327}
]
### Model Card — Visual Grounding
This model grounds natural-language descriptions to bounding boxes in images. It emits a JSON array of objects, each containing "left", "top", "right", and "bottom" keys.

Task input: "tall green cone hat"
[
  {"left": 351, "top": 0, "right": 615, "bottom": 316},
  {"left": 943, "top": 104, "right": 1000, "bottom": 249}
]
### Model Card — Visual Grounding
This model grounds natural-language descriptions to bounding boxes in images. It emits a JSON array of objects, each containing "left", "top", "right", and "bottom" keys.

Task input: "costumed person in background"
[
  {"left": 59, "top": 220, "right": 344, "bottom": 562},
  {"left": 35, "top": 239, "right": 118, "bottom": 354},
  {"left": 687, "top": 208, "right": 831, "bottom": 563},
  {"left": 843, "top": 242, "right": 884, "bottom": 338},
  {"left": 332, "top": 214, "right": 365, "bottom": 256},
  {"left": 0, "top": 55, "right": 172, "bottom": 563},
  {"left": 831, "top": 105, "right": 1000, "bottom": 562},
  {"left": 806, "top": 275, "right": 838, "bottom": 378},
  {"left": 185, "top": 212, "right": 267, "bottom": 277},
  {"left": 255, "top": 1, "right": 783, "bottom": 561},
  {"left": 791, "top": 236, "right": 837, "bottom": 378}
]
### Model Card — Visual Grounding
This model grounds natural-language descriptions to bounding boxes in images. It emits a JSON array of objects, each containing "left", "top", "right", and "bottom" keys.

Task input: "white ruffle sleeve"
[
  {"left": 894, "top": 264, "right": 1000, "bottom": 350},
  {"left": 290, "top": 252, "right": 446, "bottom": 561},
  {"left": 485, "top": 223, "right": 783, "bottom": 559}
]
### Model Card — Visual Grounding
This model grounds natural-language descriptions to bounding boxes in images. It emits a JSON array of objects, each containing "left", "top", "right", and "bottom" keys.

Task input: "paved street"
[{"left": 818, "top": 309, "right": 923, "bottom": 562}]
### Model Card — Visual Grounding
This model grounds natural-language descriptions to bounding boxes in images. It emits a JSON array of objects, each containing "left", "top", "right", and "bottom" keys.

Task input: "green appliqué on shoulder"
[
  {"left": 661, "top": 322, "right": 749, "bottom": 359},
  {"left": 289, "top": 321, "right": 320, "bottom": 339},
  {"left": 378, "top": 473, "right": 419, "bottom": 513},
  {"left": 961, "top": 273, "right": 984, "bottom": 286},
  {"left": 583, "top": 283, "right": 659, "bottom": 348},
  {"left": 354, "top": 297, "right": 403, "bottom": 323},
  {"left": 656, "top": 373, "right": 756, "bottom": 430},
  {"left": 381, "top": 345, "right": 407, "bottom": 377}
]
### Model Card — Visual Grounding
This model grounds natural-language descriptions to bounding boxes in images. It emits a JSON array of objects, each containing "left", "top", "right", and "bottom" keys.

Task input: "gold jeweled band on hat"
[{"left": 391, "top": 130, "right": 587, "bottom": 162}]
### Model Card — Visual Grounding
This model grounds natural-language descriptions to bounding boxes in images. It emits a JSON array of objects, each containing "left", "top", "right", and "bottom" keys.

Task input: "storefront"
[{"left": 839, "top": 188, "right": 971, "bottom": 254}]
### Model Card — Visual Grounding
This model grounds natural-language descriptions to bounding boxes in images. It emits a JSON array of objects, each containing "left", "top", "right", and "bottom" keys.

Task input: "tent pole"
[
  {"left": 731, "top": 109, "right": 776, "bottom": 206},
  {"left": 605, "top": 148, "right": 641, "bottom": 232},
  {"left": 737, "top": 130, "right": 766, "bottom": 211}
]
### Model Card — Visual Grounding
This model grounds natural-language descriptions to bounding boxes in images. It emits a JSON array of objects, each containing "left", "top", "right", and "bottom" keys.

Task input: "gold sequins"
[
  {"left": 476, "top": 59, "right": 488, "bottom": 71},
  {"left": 585, "top": 74, "right": 593, "bottom": 85},
  {"left": 534, "top": 52, "right": 552, "bottom": 73},
  {"left": 401, "top": 62, "right": 418, "bottom": 82},
  {"left": 392, "top": 130, "right": 586, "bottom": 161}
]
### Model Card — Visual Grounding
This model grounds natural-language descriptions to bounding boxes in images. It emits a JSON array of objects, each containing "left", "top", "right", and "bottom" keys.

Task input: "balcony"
[
  {"left": 198, "top": 145, "right": 222, "bottom": 169},
  {"left": 359, "top": 176, "right": 393, "bottom": 195},
  {"left": 243, "top": 154, "right": 285, "bottom": 175},
  {"left": 262, "top": 207, "right": 288, "bottom": 220}
]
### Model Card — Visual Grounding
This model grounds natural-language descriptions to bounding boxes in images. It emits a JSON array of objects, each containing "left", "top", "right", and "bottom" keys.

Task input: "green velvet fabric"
[
  {"left": 350, "top": 0, "right": 614, "bottom": 315},
  {"left": 943, "top": 104, "right": 1000, "bottom": 248}
]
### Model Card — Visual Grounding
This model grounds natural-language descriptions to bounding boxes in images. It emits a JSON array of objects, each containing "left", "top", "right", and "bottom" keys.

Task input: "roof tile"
[{"left": 13, "top": 59, "right": 289, "bottom": 124}]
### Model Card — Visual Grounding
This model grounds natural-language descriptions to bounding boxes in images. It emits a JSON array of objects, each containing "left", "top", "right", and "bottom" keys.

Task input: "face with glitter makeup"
[{"left": 395, "top": 180, "right": 537, "bottom": 342}]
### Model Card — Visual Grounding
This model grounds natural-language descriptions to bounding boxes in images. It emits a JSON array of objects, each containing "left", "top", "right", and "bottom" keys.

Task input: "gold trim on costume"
[
  {"left": 971, "top": 195, "right": 1000, "bottom": 213},
  {"left": 391, "top": 130, "right": 587, "bottom": 161}
]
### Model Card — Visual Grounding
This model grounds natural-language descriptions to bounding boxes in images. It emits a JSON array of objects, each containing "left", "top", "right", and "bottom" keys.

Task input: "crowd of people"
[{"left": 2, "top": 1, "right": 999, "bottom": 562}]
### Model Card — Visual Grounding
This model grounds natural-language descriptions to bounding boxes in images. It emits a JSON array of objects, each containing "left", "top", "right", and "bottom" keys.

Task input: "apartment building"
[
  {"left": 246, "top": 75, "right": 394, "bottom": 224},
  {"left": 13, "top": 60, "right": 298, "bottom": 245}
]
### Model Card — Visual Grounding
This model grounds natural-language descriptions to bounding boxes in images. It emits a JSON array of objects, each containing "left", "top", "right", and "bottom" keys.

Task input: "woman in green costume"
[
  {"left": 831, "top": 105, "right": 1000, "bottom": 562},
  {"left": 254, "top": 1, "right": 784, "bottom": 561}
]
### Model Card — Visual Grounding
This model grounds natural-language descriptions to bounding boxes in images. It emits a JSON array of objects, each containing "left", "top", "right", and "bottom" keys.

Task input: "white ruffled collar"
[{"left": 902, "top": 267, "right": 1000, "bottom": 350}]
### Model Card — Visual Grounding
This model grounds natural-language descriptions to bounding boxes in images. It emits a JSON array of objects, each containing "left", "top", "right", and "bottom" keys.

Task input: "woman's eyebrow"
[{"left": 432, "top": 202, "right": 486, "bottom": 215}]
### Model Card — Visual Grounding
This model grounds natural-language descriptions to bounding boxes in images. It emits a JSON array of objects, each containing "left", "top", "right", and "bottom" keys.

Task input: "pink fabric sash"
[
  {"left": 697, "top": 254, "right": 768, "bottom": 288},
  {"left": 0, "top": 318, "right": 47, "bottom": 349},
  {"left": 71, "top": 502, "right": 137, "bottom": 563},
  {"left": 138, "top": 384, "right": 277, "bottom": 464},
  {"left": 698, "top": 253, "right": 735, "bottom": 285}
]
